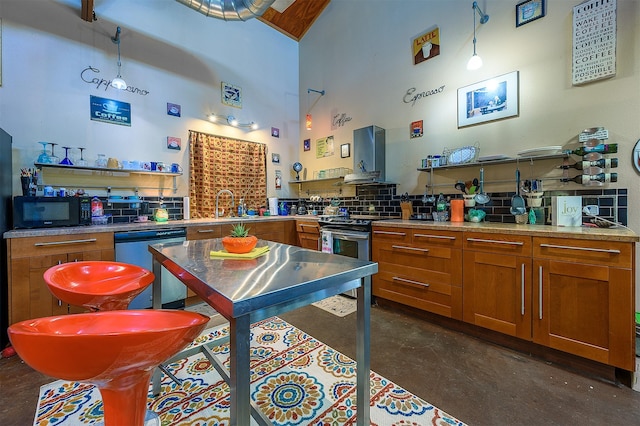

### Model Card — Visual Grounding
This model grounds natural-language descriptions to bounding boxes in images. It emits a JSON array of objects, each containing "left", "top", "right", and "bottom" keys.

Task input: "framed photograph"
[
  {"left": 271, "top": 127, "right": 280, "bottom": 138},
  {"left": 457, "top": 71, "right": 519, "bottom": 128},
  {"left": 340, "top": 143, "right": 350, "bottom": 158},
  {"left": 167, "top": 136, "right": 181, "bottom": 150},
  {"left": 221, "top": 81, "right": 242, "bottom": 108},
  {"left": 303, "top": 139, "right": 311, "bottom": 151},
  {"left": 271, "top": 153, "right": 280, "bottom": 164},
  {"left": 516, "top": 0, "right": 546, "bottom": 27},
  {"left": 410, "top": 120, "right": 423, "bottom": 138},
  {"left": 167, "top": 103, "right": 181, "bottom": 117}
]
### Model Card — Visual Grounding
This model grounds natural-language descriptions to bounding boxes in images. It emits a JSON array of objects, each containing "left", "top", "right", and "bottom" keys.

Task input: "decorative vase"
[{"left": 221, "top": 235, "right": 258, "bottom": 254}]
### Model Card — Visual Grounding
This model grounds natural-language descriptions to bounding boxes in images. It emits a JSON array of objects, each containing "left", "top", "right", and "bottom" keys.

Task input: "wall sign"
[
  {"left": 316, "top": 136, "right": 335, "bottom": 158},
  {"left": 572, "top": 0, "right": 617, "bottom": 86},
  {"left": 412, "top": 26, "right": 440, "bottom": 65},
  {"left": 90, "top": 95, "right": 131, "bottom": 126},
  {"left": 403, "top": 85, "right": 445, "bottom": 107},
  {"left": 81, "top": 66, "right": 149, "bottom": 95},
  {"left": 221, "top": 81, "right": 242, "bottom": 108},
  {"left": 331, "top": 111, "right": 352, "bottom": 130}
]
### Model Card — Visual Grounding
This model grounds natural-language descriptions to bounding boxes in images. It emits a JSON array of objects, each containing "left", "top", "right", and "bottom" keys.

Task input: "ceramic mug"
[
  {"left": 107, "top": 157, "right": 121, "bottom": 169},
  {"left": 150, "top": 162, "right": 158, "bottom": 171},
  {"left": 156, "top": 162, "right": 166, "bottom": 172},
  {"left": 170, "top": 163, "right": 183, "bottom": 173}
]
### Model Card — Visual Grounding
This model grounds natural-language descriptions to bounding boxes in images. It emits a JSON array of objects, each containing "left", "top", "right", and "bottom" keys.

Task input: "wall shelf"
[
  {"left": 288, "top": 176, "right": 345, "bottom": 184},
  {"left": 416, "top": 153, "right": 568, "bottom": 172},
  {"left": 34, "top": 162, "right": 182, "bottom": 195}
]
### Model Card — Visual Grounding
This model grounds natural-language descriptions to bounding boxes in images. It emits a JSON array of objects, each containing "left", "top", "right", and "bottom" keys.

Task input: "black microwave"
[{"left": 13, "top": 196, "right": 92, "bottom": 229}]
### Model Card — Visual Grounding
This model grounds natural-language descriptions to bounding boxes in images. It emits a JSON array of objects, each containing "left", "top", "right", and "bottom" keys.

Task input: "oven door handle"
[{"left": 330, "top": 233, "right": 370, "bottom": 241}]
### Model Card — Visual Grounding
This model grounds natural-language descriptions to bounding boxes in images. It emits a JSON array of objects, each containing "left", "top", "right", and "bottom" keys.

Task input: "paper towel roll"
[
  {"left": 268, "top": 197, "right": 279, "bottom": 216},
  {"left": 183, "top": 196, "right": 190, "bottom": 219}
]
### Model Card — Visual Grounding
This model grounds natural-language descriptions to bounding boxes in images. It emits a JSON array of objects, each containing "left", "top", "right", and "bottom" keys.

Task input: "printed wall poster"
[
  {"left": 316, "top": 136, "right": 335, "bottom": 159},
  {"left": 412, "top": 26, "right": 440, "bottom": 65},
  {"left": 303, "top": 139, "right": 311, "bottom": 151},
  {"left": 167, "top": 103, "right": 181, "bottom": 117},
  {"left": 221, "top": 82, "right": 242, "bottom": 108},
  {"left": 457, "top": 71, "right": 519, "bottom": 128},
  {"left": 90, "top": 96, "right": 131, "bottom": 126},
  {"left": 410, "top": 120, "right": 424, "bottom": 138},
  {"left": 167, "top": 137, "right": 181, "bottom": 150},
  {"left": 572, "top": 0, "right": 616, "bottom": 85}
]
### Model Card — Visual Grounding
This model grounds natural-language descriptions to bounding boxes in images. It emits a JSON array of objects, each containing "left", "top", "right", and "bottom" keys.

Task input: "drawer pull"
[
  {"left": 392, "top": 245, "right": 429, "bottom": 253},
  {"left": 392, "top": 276, "right": 430, "bottom": 288},
  {"left": 539, "top": 243, "right": 620, "bottom": 254},
  {"left": 34, "top": 238, "right": 98, "bottom": 247},
  {"left": 521, "top": 263, "right": 525, "bottom": 316},
  {"left": 197, "top": 229, "right": 216, "bottom": 233},
  {"left": 414, "top": 233, "right": 456, "bottom": 240},
  {"left": 466, "top": 237, "right": 524, "bottom": 246},
  {"left": 539, "top": 265, "right": 543, "bottom": 320},
  {"left": 374, "top": 230, "right": 407, "bottom": 236}
]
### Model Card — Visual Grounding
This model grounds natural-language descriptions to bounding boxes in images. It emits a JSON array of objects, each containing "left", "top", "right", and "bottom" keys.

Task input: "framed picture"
[
  {"left": 221, "top": 81, "right": 242, "bottom": 108},
  {"left": 410, "top": 120, "right": 423, "bottom": 138},
  {"left": 167, "top": 136, "right": 181, "bottom": 150},
  {"left": 303, "top": 139, "right": 311, "bottom": 151},
  {"left": 271, "top": 153, "right": 280, "bottom": 163},
  {"left": 167, "top": 102, "right": 181, "bottom": 117},
  {"left": 271, "top": 127, "right": 280, "bottom": 138},
  {"left": 340, "top": 143, "right": 350, "bottom": 158},
  {"left": 516, "top": 0, "right": 546, "bottom": 27},
  {"left": 457, "top": 71, "right": 519, "bottom": 128}
]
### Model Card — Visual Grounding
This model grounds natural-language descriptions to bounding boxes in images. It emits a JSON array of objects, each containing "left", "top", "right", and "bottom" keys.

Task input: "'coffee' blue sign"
[{"left": 90, "top": 96, "right": 131, "bottom": 126}]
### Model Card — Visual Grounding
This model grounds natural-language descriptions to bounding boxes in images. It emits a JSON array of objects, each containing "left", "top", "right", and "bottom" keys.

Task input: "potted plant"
[{"left": 221, "top": 223, "right": 258, "bottom": 254}]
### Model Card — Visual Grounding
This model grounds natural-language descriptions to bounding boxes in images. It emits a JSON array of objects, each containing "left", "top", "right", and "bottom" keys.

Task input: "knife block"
[{"left": 400, "top": 201, "right": 413, "bottom": 220}]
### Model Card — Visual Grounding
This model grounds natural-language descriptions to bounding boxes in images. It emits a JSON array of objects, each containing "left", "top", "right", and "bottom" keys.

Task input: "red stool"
[
  {"left": 43, "top": 261, "right": 154, "bottom": 311},
  {"left": 8, "top": 310, "right": 209, "bottom": 426}
]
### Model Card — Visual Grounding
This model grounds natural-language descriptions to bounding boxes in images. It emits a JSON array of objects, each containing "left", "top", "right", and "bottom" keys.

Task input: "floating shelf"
[
  {"left": 34, "top": 162, "right": 182, "bottom": 177},
  {"left": 417, "top": 153, "right": 568, "bottom": 171}
]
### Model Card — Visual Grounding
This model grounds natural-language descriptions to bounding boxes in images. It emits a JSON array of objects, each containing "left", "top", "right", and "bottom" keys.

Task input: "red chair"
[
  {"left": 43, "top": 261, "right": 154, "bottom": 311},
  {"left": 8, "top": 310, "right": 209, "bottom": 426}
]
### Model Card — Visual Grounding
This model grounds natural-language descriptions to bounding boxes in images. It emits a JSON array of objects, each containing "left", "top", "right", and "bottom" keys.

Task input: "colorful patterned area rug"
[{"left": 34, "top": 317, "right": 466, "bottom": 426}]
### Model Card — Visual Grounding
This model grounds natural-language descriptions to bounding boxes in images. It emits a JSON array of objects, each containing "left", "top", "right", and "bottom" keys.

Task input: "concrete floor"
[{"left": 2, "top": 302, "right": 640, "bottom": 425}]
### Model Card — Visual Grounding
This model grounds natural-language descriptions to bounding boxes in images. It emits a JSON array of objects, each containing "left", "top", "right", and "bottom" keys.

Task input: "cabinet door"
[
  {"left": 463, "top": 233, "right": 532, "bottom": 339},
  {"left": 533, "top": 259, "right": 634, "bottom": 370},
  {"left": 296, "top": 220, "right": 320, "bottom": 250},
  {"left": 463, "top": 251, "right": 532, "bottom": 338}
]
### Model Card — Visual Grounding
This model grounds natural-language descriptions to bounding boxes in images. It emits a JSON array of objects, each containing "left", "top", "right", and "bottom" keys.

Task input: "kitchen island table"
[{"left": 148, "top": 238, "right": 377, "bottom": 425}]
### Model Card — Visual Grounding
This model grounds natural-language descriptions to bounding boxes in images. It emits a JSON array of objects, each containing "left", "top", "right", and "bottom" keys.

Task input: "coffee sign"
[{"left": 572, "top": 0, "right": 617, "bottom": 85}]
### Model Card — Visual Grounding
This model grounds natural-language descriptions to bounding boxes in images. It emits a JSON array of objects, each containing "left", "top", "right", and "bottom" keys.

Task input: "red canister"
[{"left": 450, "top": 199, "right": 464, "bottom": 222}]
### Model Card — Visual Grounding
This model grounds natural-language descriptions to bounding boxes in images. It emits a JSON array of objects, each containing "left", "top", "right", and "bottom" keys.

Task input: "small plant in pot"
[{"left": 222, "top": 223, "right": 258, "bottom": 254}]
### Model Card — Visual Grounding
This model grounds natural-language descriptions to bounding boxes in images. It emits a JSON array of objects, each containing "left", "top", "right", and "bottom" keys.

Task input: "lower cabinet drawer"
[{"left": 373, "top": 268, "right": 462, "bottom": 320}]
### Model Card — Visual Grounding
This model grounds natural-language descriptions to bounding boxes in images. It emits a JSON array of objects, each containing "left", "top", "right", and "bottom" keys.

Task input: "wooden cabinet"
[
  {"left": 532, "top": 237, "right": 635, "bottom": 370},
  {"left": 372, "top": 226, "right": 462, "bottom": 319},
  {"left": 220, "top": 221, "right": 292, "bottom": 244},
  {"left": 187, "top": 224, "right": 222, "bottom": 240},
  {"left": 295, "top": 219, "right": 320, "bottom": 250},
  {"left": 462, "top": 232, "right": 532, "bottom": 340},
  {"left": 7, "top": 232, "right": 114, "bottom": 324}
]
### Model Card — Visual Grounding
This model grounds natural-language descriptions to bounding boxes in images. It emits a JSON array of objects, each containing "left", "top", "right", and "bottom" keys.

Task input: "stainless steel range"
[{"left": 318, "top": 216, "right": 373, "bottom": 298}]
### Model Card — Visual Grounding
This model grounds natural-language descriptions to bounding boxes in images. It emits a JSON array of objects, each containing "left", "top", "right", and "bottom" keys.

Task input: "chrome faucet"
[{"left": 215, "top": 189, "right": 234, "bottom": 218}]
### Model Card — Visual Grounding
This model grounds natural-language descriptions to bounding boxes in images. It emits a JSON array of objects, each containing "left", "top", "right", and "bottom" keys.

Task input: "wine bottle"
[
  {"left": 559, "top": 158, "right": 618, "bottom": 170},
  {"left": 562, "top": 173, "right": 617, "bottom": 185},
  {"left": 563, "top": 144, "right": 617, "bottom": 156}
]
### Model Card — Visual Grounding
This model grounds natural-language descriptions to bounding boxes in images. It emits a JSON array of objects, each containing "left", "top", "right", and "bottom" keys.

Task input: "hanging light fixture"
[
  {"left": 305, "top": 88, "right": 325, "bottom": 131},
  {"left": 467, "top": 1, "right": 489, "bottom": 71},
  {"left": 207, "top": 113, "right": 258, "bottom": 130},
  {"left": 111, "top": 26, "right": 127, "bottom": 90}
]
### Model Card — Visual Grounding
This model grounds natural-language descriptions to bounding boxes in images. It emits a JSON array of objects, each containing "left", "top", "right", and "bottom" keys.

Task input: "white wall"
[
  {"left": 299, "top": 0, "right": 640, "bottom": 307},
  {"left": 0, "top": 0, "right": 300, "bottom": 199}
]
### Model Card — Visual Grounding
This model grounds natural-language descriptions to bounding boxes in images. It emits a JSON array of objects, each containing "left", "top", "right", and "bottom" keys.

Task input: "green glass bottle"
[{"left": 563, "top": 144, "right": 618, "bottom": 156}]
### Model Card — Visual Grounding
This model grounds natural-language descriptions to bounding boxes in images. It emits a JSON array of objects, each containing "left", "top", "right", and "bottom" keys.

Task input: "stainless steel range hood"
[{"left": 345, "top": 125, "right": 386, "bottom": 184}]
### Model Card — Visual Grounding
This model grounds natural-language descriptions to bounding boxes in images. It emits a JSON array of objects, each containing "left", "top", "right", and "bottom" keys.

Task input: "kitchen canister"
[
  {"left": 450, "top": 199, "right": 464, "bottom": 222},
  {"left": 268, "top": 197, "right": 279, "bottom": 215}
]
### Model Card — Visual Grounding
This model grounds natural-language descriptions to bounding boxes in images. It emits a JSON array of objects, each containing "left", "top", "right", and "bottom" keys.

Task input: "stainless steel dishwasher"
[{"left": 114, "top": 228, "right": 187, "bottom": 309}]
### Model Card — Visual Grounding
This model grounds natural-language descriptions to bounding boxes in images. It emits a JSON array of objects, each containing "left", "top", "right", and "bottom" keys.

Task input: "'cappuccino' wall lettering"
[
  {"left": 81, "top": 66, "right": 150, "bottom": 96},
  {"left": 403, "top": 85, "right": 445, "bottom": 107}
]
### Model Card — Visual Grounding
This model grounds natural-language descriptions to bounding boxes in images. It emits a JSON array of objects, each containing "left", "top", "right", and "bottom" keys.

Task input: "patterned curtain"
[{"left": 189, "top": 131, "right": 267, "bottom": 218}]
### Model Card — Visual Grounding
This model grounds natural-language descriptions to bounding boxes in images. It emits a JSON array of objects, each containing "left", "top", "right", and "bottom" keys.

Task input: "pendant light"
[
  {"left": 111, "top": 26, "right": 127, "bottom": 90},
  {"left": 305, "top": 88, "right": 325, "bottom": 131},
  {"left": 467, "top": 2, "right": 489, "bottom": 71}
]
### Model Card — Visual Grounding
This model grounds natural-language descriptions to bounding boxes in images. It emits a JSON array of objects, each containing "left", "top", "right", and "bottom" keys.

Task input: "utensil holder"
[
  {"left": 525, "top": 192, "right": 544, "bottom": 207},
  {"left": 463, "top": 194, "right": 476, "bottom": 207},
  {"left": 515, "top": 213, "right": 528, "bottom": 224},
  {"left": 400, "top": 201, "right": 413, "bottom": 220}
]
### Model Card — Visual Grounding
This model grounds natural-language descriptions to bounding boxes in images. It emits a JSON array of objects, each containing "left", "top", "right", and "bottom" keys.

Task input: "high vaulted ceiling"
[
  {"left": 259, "top": 0, "right": 330, "bottom": 41},
  {"left": 80, "top": 0, "right": 330, "bottom": 42}
]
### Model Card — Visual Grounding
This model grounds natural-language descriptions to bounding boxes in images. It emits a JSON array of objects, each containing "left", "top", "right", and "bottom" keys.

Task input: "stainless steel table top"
[{"left": 148, "top": 239, "right": 378, "bottom": 319}]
